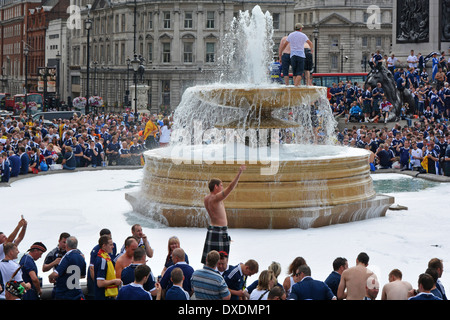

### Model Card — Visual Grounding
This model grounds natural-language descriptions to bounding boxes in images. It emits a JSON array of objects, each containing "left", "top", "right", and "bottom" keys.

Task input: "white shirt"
[
  {"left": 159, "top": 125, "right": 171, "bottom": 144},
  {"left": 0, "top": 259, "right": 23, "bottom": 300},
  {"left": 250, "top": 288, "right": 270, "bottom": 300},
  {"left": 407, "top": 55, "right": 418, "bottom": 68},
  {"left": 411, "top": 148, "right": 423, "bottom": 167},
  {"left": 387, "top": 57, "right": 397, "bottom": 68}
]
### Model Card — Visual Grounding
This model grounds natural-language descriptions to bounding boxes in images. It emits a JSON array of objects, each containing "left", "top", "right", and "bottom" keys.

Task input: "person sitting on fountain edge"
[{"left": 201, "top": 165, "right": 246, "bottom": 265}]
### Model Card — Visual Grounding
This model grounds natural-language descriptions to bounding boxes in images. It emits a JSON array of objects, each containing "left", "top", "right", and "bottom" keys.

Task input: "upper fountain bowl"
[{"left": 195, "top": 84, "right": 328, "bottom": 109}]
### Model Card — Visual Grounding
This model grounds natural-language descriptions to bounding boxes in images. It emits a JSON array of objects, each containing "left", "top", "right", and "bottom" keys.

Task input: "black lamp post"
[
  {"left": 340, "top": 45, "right": 344, "bottom": 73},
  {"left": 24, "top": 46, "right": 29, "bottom": 114},
  {"left": 55, "top": 51, "right": 61, "bottom": 109},
  {"left": 125, "top": 57, "right": 130, "bottom": 107},
  {"left": 313, "top": 27, "right": 319, "bottom": 74},
  {"left": 85, "top": 15, "right": 92, "bottom": 114},
  {"left": 131, "top": 55, "right": 140, "bottom": 115}
]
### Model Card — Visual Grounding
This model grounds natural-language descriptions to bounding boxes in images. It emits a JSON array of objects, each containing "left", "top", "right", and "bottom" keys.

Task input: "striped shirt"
[{"left": 191, "top": 266, "right": 230, "bottom": 300}]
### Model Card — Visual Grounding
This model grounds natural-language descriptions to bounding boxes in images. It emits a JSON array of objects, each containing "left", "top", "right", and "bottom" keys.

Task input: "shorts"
[
  {"left": 281, "top": 53, "right": 290, "bottom": 77},
  {"left": 291, "top": 55, "right": 305, "bottom": 77},
  {"left": 304, "top": 49, "right": 313, "bottom": 71},
  {"left": 201, "top": 226, "right": 230, "bottom": 264}
]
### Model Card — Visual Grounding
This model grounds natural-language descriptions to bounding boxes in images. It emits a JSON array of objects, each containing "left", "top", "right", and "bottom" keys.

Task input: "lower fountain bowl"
[{"left": 126, "top": 143, "right": 394, "bottom": 229}]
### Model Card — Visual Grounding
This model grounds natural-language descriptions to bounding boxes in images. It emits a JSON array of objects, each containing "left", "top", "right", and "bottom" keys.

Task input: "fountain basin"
[{"left": 126, "top": 144, "right": 394, "bottom": 229}]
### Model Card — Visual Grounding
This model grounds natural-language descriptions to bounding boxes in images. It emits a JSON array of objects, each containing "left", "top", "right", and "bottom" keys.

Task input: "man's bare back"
[
  {"left": 338, "top": 264, "right": 374, "bottom": 300},
  {"left": 204, "top": 165, "right": 246, "bottom": 226}
]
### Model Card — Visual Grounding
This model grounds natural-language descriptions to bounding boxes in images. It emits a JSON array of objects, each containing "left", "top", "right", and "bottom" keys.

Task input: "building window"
[
  {"left": 121, "top": 14, "right": 126, "bottom": 32},
  {"left": 331, "top": 54, "right": 338, "bottom": 70},
  {"left": 362, "top": 36, "right": 368, "bottom": 47},
  {"left": 376, "top": 37, "right": 382, "bottom": 47},
  {"left": 331, "top": 36, "right": 339, "bottom": 48},
  {"left": 148, "top": 12, "right": 153, "bottom": 29},
  {"left": 206, "top": 42, "right": 215, "bottom": 63},
  {"left": 206, "top": 11, "right": 215, "bottom": 29},
  {"left": 162, "top": 42, "right": 171, "bottom": 63},
  {"left": 184, "top": 42, "right": 193, "bottom": 63},
  {"left": 162, "top": 80, "right": 170, "bottom": 106},
  {"left": 147, "top": 42, "right": 153, "bottom": 63},
  {"left": 163, "top": 12, "right": 171, "bottom": 29},
  {"left": 185, "top": 12, "right": 193, "bottom": 28},
  {"left": 272, "top": 13, "right": 280, "bottom": 30}
]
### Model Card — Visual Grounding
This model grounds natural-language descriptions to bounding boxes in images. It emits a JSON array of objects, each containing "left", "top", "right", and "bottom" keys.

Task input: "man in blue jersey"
[
  {"left": 0, "top": 152, "right": 10, "bottom": 183},
  {"left": 160, "top": 248, "right": 193, "bottom": 298},
  {"left": 121, "top": 247, "right": 157, "bottom": 297},
  {"left": 409, "top": 273, "right": 441, "bottom": 300},
  {"left": 48, "top": 236, "right": 86, "bottom": 300},
  {"left": 223, "top": 259, "right": 259, "bottom": 300},
  {"left": 117, "top": 264, "right": 161, "bottom": 300},
  {"left": 93, "top": 235, "right": 122, "bottom": 300},
  {"left": 165, "top": 267, "right": 190, "bottom": 300},
  {"left": 19, "top": 242, "right": 47, "bottom": 300},
  {"left": 87, "top": 229, "right": 117, "bottom": 300},
  {"left": 325, "top": 257, "right": 348, "bottom": 297}
]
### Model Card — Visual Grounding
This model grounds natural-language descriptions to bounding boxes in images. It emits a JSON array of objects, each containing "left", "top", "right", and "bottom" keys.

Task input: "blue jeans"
[{"left": 63, "top": 164, "right": 76, "bottom": 170}]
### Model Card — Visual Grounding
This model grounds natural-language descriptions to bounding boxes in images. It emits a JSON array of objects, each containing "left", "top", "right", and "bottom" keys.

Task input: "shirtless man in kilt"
[{"left": 201, "top": 165, "right": 246, "bottom": 264}]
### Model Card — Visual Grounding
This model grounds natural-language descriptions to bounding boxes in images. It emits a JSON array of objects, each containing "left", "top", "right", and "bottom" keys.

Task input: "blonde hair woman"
[
  {"left": 249, "top": 270, "right": 276, "bottom": 300},
  {"left": 161, "top": 236, "right": 189, "bottom": 276}
]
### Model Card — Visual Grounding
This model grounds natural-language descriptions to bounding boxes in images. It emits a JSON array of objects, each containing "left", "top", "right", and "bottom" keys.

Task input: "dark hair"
[
  {"left": 425, "top": 268, "right": 439, "bottom": 283},
  {"left": 357, "top": 252, "right": 370, "bottom": 265},
  {"left": 134, "top": 264, "right": 150, "bottom": 282},
  {"left": 288, "top": 257, "right": 307, "bottom": 276},
  {"left": 418, "top": 273, "right": 435, "bottom": 291},
  {"left": 208, "top": 178, "right": 221, "bottom": 192},
  {"left": 99, "top": 228, "right": 111, "bottom": 236},
  {"left": 268, "top": 285, "right": 286, "bottom": 300},
  {"left": 332, "top": 257, "right": 347, "bottom": 271},
  {"left": 59, "top": 232, "right": 70, "bottom": 241},
  {"left": 98, "top": 234, "right": 111, "bottom": 248}
]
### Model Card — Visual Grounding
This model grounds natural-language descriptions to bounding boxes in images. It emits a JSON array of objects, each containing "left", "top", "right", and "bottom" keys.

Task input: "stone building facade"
[
  {"left": 69, "top": 0, "right": 295, "bottom": 113},
  {"left": 294, "top": 0, "right": 393, "bottom": 74}
]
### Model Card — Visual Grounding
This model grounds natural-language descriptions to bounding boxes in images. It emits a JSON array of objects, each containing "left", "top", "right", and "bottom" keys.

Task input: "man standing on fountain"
[
  {"left": 279, "top": 23, "right": 313, "bottom": 87},
  {"left": 201, "top": 165, "right": 246, "bottom": 264}
]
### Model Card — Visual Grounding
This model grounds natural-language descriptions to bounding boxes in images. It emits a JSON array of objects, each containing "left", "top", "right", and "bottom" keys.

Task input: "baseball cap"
[{"left": 295, "top": 23, "right": 303, "bottom": 30}]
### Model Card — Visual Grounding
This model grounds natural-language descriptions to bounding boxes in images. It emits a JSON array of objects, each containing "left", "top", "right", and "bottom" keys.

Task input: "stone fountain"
[{"left": 125, "top": 6, "right": 394, "bottom": 229}]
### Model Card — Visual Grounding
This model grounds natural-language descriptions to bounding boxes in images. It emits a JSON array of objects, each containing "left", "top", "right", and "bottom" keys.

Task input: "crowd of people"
[
  {"left": 0, "top": 110, "right": 172, "bottom": 182},
  {"left": 325, "top": 49, "right": 450, "bottom": 176},
  {"left": 0, "top": 216, "right": 447, "bottom": 301}
]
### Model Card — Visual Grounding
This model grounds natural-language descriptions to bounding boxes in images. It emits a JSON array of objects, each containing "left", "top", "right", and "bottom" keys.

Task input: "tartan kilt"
[{"left": 201, "top": 226, "right": 230, "bottom": 264}]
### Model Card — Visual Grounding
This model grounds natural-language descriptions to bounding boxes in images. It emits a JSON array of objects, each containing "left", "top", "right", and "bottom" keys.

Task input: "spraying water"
[{"left": 124, "top": 6, "right": 392, "bottom": 230}]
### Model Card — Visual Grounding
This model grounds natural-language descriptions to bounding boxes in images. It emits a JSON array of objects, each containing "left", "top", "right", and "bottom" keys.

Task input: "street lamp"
[
  {"left": 55, "top": 51, "right": 61, "bottom": 109},
  {"left": 340, "top": 44, "right": 344, "bottom": 73},
  {"left": 85, "top": 15, "right": 92, "bottom": 114},
  {"left": 125, "top": 57, "right": 131, "bottom": 108},
  {"left": 24, "top": 45, "right": 29, "bottom": 114},
  {"left": 131, "top": 54, "right": 140, "bottom": 115},
  {"left": 313, "top": 27, "right": 319, "bottom": 74}
]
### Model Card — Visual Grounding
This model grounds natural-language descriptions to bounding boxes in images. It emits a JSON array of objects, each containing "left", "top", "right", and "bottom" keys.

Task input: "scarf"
[{"left": 97, "top": 249, "right": 118, "bottom": 297}]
